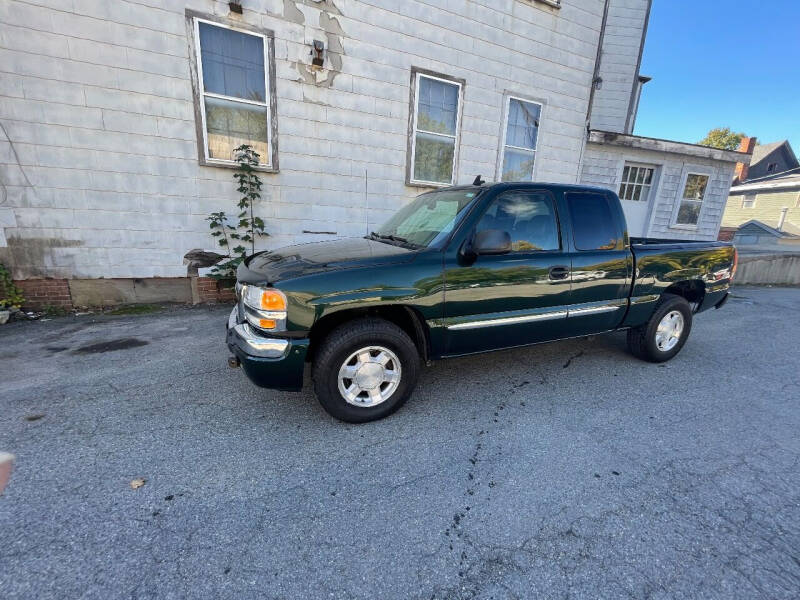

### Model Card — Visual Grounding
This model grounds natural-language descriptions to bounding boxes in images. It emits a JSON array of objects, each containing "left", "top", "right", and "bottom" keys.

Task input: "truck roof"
[{"left": 439, "top": 181, "right": 614, "bottom": 194}]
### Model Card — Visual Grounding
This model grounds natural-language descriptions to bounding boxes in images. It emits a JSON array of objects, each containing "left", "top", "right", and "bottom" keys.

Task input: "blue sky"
[{"left": 634, "top": 0, "right": 800, "bottom": 151}]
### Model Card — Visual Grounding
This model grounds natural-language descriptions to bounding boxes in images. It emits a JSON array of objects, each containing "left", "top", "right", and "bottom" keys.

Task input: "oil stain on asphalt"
[{"left": 72, "top": 338, "right": 148, "bottom": 354}]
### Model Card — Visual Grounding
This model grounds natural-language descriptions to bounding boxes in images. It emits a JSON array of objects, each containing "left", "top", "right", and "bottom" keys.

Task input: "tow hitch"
[{"left": 227, "top": 355, "right": 241, "bottom": 368}]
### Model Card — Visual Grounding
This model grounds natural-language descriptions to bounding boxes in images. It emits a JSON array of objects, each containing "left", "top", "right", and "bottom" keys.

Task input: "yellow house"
[{"left": 722, "top": 141, "right": 800, "bottom": 235}]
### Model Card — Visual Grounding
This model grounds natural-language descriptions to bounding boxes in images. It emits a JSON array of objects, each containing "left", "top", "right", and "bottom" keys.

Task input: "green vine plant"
[
  {"left": 0, "top": 263, "right": 24, "bottom": 310},
  {"left": 206, "top": 145, "right": 269, "bottom": 278}
]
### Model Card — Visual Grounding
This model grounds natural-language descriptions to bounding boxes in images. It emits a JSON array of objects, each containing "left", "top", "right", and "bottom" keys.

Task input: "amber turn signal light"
[
  {"left": 259, "top": 289, "right": 286, "bottom": 311},
  {"left": 243, "top": 285, "right": 287, "bottom": 313}
]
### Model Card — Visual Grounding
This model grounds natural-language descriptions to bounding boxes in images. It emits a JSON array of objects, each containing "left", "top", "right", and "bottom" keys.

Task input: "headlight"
[{"left": 240, "top": 284, "right": 287, "bottom": 332}]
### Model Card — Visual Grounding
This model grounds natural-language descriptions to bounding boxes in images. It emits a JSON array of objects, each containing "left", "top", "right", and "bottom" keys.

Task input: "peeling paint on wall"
[
  {"left": 282, "top": 0, "right": 305, "bottom": 24},
  {"left": 285, "top": 0, "right": 345, "bottom": 88}
]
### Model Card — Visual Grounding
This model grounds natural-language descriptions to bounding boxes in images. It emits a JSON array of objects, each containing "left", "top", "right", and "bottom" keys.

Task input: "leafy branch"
[
  {"left": 206, "top": 145, "right": 269, "bottom": 278},
  {"left": 0, "top": 263, "right": 24, "bottom": 309}
]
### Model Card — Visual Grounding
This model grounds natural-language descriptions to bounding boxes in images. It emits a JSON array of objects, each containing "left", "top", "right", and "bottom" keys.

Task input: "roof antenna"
[{"left": 473, "top": 174, "right": 485, "bottom": 186}]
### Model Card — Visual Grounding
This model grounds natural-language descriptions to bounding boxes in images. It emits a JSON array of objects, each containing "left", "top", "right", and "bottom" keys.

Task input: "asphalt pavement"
[{"left": 1, "top": 287, "right": 799, "bottom": 599}]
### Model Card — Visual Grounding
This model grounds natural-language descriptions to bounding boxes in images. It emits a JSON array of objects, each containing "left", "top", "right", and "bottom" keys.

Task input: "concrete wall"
[
  {"left": 0, "top": 0, "right": 616, "bottom": 280},
  {"left": 588, "top": 0, "right": 649, "bottom": 133},
  {"left": 735, "top": 252, "right": 800, "bottom": 286},
  {"left": 722, "top": 189, "right": 800, "bottom": 235},
  {"left": 580, "top": 142, "right": 736, "bottom": 240}
]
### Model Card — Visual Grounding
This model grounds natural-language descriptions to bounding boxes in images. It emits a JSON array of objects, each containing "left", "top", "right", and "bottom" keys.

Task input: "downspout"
[
  {"left": 624, "top": 0, "right": 653, "bottom": 134},
  {"left": 576, "top": 0, "right": 610, "bottom": 182}
]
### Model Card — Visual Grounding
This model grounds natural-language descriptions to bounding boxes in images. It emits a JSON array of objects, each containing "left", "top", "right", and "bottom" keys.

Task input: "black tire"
[
  {"left": 312, "top": 318, "right": 420, "bottom": 423},
  {"left": 627, "top": 294, "right": 693, "bottom": 363}
]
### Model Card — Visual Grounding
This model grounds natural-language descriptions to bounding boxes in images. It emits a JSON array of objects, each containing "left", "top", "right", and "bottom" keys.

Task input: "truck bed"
[
  {"left": 630, "top": 237, "right": 733, "bottom": 249},
  {"left": 627, "top": 237, "right": 735, "bottom": 316}
]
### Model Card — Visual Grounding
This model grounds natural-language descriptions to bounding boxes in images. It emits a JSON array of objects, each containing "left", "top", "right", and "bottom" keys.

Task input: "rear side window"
[
  {"left": 566, "top": 192, "right": 620, "bottom": 251},
  {"left": 476, "top": 191, "right": 559, "bottom": 251}
]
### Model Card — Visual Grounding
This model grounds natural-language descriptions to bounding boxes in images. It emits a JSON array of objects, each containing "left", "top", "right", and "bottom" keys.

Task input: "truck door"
[
  {"left": 442, "top": 188, "right": 572, "bottom": 356},
  {"left": 562, "top": 190, "right": 633, "bottom": 336}
]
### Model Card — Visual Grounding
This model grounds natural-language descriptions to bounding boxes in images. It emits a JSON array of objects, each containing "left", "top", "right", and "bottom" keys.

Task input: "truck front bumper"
[{"left": 226, "top": 307, "right": 308, "bottom": 391}]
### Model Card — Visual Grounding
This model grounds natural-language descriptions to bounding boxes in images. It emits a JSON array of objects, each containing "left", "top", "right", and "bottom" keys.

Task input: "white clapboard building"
[{"left": 0, "top": 0, "right": 748, "bottom": 305}]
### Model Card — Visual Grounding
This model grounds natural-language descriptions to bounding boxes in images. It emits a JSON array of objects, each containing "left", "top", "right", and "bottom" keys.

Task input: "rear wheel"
[
  {"left": 627, "top": 294, "right": 693, "bottom": 363},
  {"left": 312, "top": 318, "right": 420, "bottom": 423}
]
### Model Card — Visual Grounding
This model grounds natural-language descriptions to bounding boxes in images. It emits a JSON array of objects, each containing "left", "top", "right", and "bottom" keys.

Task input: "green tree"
[{"left": 698, "top": 127, "right": 746, "bottom": 151}]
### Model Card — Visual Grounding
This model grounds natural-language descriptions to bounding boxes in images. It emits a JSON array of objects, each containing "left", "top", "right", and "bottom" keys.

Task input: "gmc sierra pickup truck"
[{"left": 227, "top": 182, "right": 736, "bottom": 422}]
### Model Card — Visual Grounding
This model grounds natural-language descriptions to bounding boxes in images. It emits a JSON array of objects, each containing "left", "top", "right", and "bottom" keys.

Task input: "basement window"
[{"left": 191, "top": 16, "right": 277, "bottom": 170}]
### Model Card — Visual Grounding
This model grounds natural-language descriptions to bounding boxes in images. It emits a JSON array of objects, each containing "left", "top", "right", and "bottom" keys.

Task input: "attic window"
[{"left": 767, "top": 162, "right": 778, "bottom": 173}]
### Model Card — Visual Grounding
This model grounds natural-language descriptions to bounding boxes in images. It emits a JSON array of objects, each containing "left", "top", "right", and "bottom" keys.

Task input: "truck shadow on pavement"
[{"left": 284, "top": 330, "right": 640, "bottom": 423}]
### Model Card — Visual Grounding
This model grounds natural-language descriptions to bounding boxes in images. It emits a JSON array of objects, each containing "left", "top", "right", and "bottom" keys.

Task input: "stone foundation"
[{"left": 12, "top": 277, "right": 236, "bottom": 310}]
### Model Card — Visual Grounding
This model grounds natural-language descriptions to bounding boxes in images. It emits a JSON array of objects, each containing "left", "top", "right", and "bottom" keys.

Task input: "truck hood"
[{"left": 237, "top": 237, "right": 417, "bottom": 283}]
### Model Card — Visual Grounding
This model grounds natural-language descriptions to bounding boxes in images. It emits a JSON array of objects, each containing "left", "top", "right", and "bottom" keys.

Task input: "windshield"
[{"left": 371, "top": 189, "right": 480, "bottom": 248}]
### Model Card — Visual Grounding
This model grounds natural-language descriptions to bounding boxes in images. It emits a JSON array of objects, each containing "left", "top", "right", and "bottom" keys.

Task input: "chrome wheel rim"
[
  {"left": 655, "top": 310, "right": 684, "bottom": 352},
  {"left": 337, "top": 346, "right": 402, "bottom": 407}
]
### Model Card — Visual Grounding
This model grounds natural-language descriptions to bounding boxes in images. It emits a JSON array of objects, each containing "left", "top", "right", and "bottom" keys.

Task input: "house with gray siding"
[
  {"left": 0, "top": 0, "right": 748, "bottom": 307},
  {"left": 722, "top": 139, "right": 800, "bottom": 239}
]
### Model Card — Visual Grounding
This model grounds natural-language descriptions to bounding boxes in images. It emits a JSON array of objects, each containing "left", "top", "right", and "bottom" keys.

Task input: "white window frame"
[
  {"left": 496, "top": 94, "right": 544, "bottom": 182},
  {"left": 670, "top": 167, "right": 712, "bottom": 229},
  {"left": 618, "top": 162, "right": 656, "bottom": 202},
  {"left": 193, "top": 16, "right": 274, "bottom": 169},
  {"left": 742, "top": 193, "right": 756, "bottom": 209},
  {"left": 408, "top": 71, "right": 464, "bottom": 187}
]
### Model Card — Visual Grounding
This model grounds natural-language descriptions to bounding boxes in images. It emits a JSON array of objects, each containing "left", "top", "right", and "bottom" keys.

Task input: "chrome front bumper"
[{"left": 227, "top": 307, "right": 289, "bottom": 359}]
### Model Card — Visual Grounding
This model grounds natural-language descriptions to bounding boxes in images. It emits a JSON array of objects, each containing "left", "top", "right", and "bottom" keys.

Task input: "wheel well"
[
  {"left": 663, "top": 280, "right": 705, "bottom": 310},
  {"left": 307, "top": 306, "right": 431, "bottom": 364}
]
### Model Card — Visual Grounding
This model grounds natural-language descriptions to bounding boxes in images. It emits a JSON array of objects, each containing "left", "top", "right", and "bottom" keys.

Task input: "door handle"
[{"left": 549, "top": 266, "right": 570, "bottom": 280}]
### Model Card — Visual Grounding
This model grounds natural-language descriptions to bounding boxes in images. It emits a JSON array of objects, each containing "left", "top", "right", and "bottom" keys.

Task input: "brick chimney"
[{"left": 734, "top": 136, "right": 757, "bottom": 184}]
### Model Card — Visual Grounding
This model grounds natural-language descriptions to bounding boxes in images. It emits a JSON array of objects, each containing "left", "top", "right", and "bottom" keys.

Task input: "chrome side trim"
[
  {"left": 567, "top": 304, "right": 623, "bottom": 317},
  {"left": 444, "top": 300, "right": 630, "bottom": 331},
  {"left": 630, "top": 294, "right": 659, "bottom": 305},
  {"left": 447, "top": 310, "right": 568, "bottom": 331}
]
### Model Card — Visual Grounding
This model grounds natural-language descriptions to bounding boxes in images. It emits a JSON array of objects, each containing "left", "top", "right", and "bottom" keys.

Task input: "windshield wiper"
[{"left": 367, "top": 231, "right": 419, "bottom": 248}]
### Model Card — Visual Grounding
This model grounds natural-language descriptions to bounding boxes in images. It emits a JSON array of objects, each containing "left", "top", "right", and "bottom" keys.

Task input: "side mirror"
[{"left": 473, "top": 229, "right": 511, "bottom": 255}]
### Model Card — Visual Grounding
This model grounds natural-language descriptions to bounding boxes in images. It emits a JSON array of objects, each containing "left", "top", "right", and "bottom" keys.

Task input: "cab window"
[
  {"left": 476, "top": 191, "right": 559, "bottom": 252},
  {"left": 566, "top": 192, "right": 620, "bottom": 251}
]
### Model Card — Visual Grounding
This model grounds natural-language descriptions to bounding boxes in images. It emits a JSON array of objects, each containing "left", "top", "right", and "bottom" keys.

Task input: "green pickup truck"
[{"left": 226, "top": 182, "right": 737, "bottom": 422}]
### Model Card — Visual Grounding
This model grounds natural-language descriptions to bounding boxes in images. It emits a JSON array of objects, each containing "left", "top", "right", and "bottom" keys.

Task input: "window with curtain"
[
  {"left": 410, "top": 72, "right": 462, "bottom": 185},
  {"left": 499, "top": 97, "right": 541, "bottom": 182},
  {"left": 195, "top": 19, "right": 273, "bottom": 166}
]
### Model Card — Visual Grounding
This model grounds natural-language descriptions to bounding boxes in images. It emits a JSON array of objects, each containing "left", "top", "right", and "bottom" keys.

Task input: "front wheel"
[
  {"left": 627, "top": 294, "right": 693, "bottom": 363},
  {"left": 312, "top": 318, "right": 420, "bottom": 423}
]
